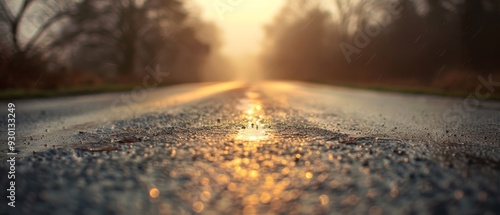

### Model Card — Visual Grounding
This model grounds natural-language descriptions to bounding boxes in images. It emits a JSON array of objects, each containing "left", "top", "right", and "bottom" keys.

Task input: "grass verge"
[
  {"left": 0, "top": 84, "right": 144, "bottom": 100},
  {"left": 323, "top": 82, "right": 500, "bottom": 101}
]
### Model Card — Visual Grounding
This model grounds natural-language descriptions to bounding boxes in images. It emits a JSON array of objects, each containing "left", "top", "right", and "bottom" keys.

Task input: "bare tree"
[
  {"left": 0, "top": 0, "right": 75, "bottom": 57},
  {"left": 262, "top": 0, "right": 500, "bottom": 86},
  {"left": 332, "top": 0, "right": 388, "bottom": 38},
  {"left": 59, "top": 0, "right": 191, "bottom": 76},
  {"left": 0, "top": 0, "right": 77, "bottom": 88}
]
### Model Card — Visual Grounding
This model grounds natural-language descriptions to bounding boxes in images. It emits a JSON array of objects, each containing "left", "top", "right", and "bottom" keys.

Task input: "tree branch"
[
  {"left": 15, "top": 0, "right": 33, "bottom": 23},
  {"left": 23, "top": 12, "right": 68, "bottom": 53},
  {"left": 0, "top": 0, "right": 14, "bottom": 23},
  {"left": 9, "top": 0, "right": 34, "bottom": 52}
]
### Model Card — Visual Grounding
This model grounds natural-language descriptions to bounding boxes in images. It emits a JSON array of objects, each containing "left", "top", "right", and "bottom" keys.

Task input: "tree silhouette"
[
  {"left": 261, "top": 0, "right": 500, "bottom": 88},
  {"left": 0, "top": 0, "right": 77, "bottom": 88},
  {"left": 0, "top": 0, "right": 219, "bottom": 89}
]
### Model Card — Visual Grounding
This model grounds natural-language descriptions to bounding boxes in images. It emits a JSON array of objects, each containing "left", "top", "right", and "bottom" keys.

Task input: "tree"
[
  {"left": 0, "top": 0, "right": 77, "bottom": 88},
  {"left": 0, "top": 0, "right": 221, "bottom": 89},
  {"left": 461, "top": 0, "right": 500, "bottom": 70}
]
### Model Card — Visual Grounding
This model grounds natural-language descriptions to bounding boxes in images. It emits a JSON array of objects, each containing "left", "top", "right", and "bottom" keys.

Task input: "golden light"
[
  {"left": 305, "top": 171, "right": 313, "bottom": 179},
  {"left": 245, "top": 194, "right": 260, "bottom": 205},
  {"left": 149, "top": 188, "right": 160, "bottom": 198},
  {"left": 260, "top": 192, "right": 272, "bottom": 204},
  {"left": 249, "top": 169, "right": 259, "bottom": 178},
  {"left": 319, "top": 194, "right": 330, "bottom": 205},
  {"left": 200, "top": 191, "right": 211, "bottom": 202},
  {"left": 201, "top": 177, "right": 210, "bottom": 186},
  {"left": 192, "top": 201, "right": 204, "bottom": 213},
  {"left": 236, "top": 128, "right": 268, "bottom": 141},
  {"left": 281, "top": 167, "right": 290, "bottom": 175},
  {"left": 189, "top": 0, "right": 287, "bottom": 80},
  {"left": 246, "top": 109, "right": 254, "bottom": 115},
  {"left": 235, "top": 89, "right": 272, "bottom": 141},
  {"left": 243, "top": 205, "right": 256, "bottom": 215},
  {"left": 191, "top": 0, "right": 285, "bottom": 56},
  {"left": 217, "top": 174, "right": 229, "bottom": 183}
]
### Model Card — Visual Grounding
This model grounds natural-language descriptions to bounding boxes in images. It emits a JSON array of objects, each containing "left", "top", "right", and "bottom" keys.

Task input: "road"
[{"left": 1, "top": 82, "right": 499, "bottom": 214}]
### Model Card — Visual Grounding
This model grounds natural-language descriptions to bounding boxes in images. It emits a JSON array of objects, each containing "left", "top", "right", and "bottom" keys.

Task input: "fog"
[
  {"left": 260, "top": 0, "right": 500, "bottom": 91},
  {"left": 1, "top": 0, "right": 499, "bottom": 93}
]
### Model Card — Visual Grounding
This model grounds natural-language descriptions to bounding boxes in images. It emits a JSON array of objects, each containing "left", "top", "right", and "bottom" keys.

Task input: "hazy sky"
[{"left": 192, "top": 0, "right": 285, "bottom": 56}]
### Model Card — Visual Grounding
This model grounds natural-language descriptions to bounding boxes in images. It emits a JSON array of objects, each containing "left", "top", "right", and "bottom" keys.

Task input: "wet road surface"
[{"left": 1, "top": 82, "right": 499, "bottom": 214}]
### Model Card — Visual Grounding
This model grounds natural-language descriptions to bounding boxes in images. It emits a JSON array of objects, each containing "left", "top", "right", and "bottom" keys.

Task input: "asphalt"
[{"left": 1, "top": 82, "right": 499, "bottom": 215}]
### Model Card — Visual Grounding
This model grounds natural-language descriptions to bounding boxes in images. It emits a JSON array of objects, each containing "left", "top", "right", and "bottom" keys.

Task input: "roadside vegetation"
[
  {"left": 0, "top": 0, "right": 229, "bottom": 97},
  {"left": 261, "top": 0, "right": 500, "bottom": 100}
]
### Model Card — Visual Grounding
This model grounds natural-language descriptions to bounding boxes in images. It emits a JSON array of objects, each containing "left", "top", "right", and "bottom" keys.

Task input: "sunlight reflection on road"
[
  {"left": 235, "top": 90, "right": 270, "bottom": 141},
  {"left": 151, "top": 85, "right": 335, "bottom": 214}
]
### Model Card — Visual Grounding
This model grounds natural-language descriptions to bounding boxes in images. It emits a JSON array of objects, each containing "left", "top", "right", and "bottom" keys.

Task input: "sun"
[{"left": 190, "top": 0, "right": 285, "bottom": 56}]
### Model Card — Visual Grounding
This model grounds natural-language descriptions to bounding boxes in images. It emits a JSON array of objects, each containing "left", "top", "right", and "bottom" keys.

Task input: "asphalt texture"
[{"left": 1, "top": 82, "right": 499, "bottom": 215}]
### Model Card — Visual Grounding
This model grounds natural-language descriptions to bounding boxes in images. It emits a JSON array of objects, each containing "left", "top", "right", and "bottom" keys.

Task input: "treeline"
[
  {"left": 261, "top": 0, "right": 500, "bottom": 90},
  {"left": 0, "top": 0, "right": 225, "bottom": 89}
]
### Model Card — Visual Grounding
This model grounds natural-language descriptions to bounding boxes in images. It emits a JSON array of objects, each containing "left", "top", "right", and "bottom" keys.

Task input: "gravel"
[{"left": 1, "top": 83, "right": 499, "bottom": 215}]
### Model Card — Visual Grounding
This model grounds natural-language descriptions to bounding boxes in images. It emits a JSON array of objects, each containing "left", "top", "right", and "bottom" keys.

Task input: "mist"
[
  {"left": 258, "top": 0, "right": 500, "bottom": 91},
  {"left": 0, "top": 0, "right": 233, "bottom": 90},
  {"left": 1, "top": 0, "right": 499, "bottom": 94}
]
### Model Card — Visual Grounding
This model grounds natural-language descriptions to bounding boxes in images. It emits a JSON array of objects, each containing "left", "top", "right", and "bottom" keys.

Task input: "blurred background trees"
[
  {"left": 1, "top": 0, "right": 499, "bottom": 93},
  {"left": 0, "top": 0, "right": 222, "bottom": 89},
  {"left": 261, "top": 0, "right": 500, "bottom": 91},
  {"left": 0, "top": 0, "right": 77, "bottom": 88}
]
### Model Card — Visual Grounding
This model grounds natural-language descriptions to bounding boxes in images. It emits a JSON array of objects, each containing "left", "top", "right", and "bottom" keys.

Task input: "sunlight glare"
[
  {"left": 235, "top": 90, "right": 270, "bottom": 141},
  {"left": 190, "top": 0, "right": 285, "bottom": 55}
]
